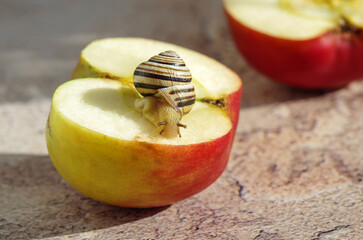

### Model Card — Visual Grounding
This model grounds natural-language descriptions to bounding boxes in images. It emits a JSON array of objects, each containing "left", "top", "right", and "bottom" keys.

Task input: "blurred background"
[{"left": 0, "top": 0, "right": 324, "bottom": 108}]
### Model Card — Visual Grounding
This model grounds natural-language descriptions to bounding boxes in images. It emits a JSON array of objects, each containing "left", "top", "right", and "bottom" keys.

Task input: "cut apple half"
[
  {"left": 224, "top": 0, "right": 363, "bottom": 88},
  {"left": 224, "top": 0, "right": 363, "bottom": 40},
  {"left": 47, "top": 39, "right": 242, "bottom": 207},
  {"left": 47, "top": 78, "right": 233, "bottom": 207},
  {"left": 72, "top": 38, "right": 241, "bottom": 101}
]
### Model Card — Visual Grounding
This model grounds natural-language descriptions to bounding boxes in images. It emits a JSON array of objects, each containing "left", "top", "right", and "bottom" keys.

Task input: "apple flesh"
[
  {"left": 46, "top": 78, "right": 233, "bottom": 208},
  {"left": 224, "top": 0, "right": 363, "bottom": 89},
  {"left": 71, "top": 38, "right": 242, "bottom": 135}
]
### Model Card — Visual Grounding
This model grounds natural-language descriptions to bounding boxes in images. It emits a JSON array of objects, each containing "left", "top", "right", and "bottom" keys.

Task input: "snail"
[{"left": 133, "top": 50, "right": 195, "bottom": 138}]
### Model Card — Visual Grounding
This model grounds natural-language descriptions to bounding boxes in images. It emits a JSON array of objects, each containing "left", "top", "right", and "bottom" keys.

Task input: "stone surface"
[{"left": 0, "top": 0, "right": 362, "bottom": 239}]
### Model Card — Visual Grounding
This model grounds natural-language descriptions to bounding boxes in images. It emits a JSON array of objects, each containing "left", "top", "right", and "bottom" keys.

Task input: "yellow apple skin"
[
  {"left": 46, "top": 100, "right": 232, "bottom": 208},
  {"left": 71, "top": 57, "right": 121, "bottom": 81},
  {"left": 225, "top": 86, "right": 242, "bottom": 139}
]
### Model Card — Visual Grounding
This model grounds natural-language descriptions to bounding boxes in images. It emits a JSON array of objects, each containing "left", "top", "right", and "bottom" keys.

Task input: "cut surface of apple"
[
  {"left": 224, "top": 0, "right": 363, "bottom": 40},
  {"left": 47, "top": 78, "right": 234, "bottom": 207},
  {"left": 53, "top": 78, "right": 231, "bottom": 144},
  {"left": 72, "top": 38, "right": 241, "bottom": 100},
  {"left": 224, "top": 0, "right": 363, "bottom": 88}
]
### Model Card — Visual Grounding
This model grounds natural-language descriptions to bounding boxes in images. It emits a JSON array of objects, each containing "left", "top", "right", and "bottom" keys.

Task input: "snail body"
[{"left": 133, "top": 50, "right": 195, "bottom": 138}]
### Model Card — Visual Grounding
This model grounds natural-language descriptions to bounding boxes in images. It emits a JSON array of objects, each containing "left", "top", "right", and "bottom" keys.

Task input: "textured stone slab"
[{"left": 1, "top": 83, "right": 363, "bottom": 239}]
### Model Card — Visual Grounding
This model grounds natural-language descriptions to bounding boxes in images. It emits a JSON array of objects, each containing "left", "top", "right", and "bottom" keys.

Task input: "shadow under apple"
[{"left": 0, "top": 154, "right": 168, "bottom": 239}]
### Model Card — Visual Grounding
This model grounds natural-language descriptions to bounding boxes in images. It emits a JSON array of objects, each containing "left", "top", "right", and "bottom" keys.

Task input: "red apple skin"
[
  {"left": 47, "top": 107, "right": 233, "bottom": 208},
  {"left": 225, "top": 10, "right": 363, "bottom": 89},
  {"left": 225, "top": 86, "right": 242, "bottom": 141},
  {"left": 144, "top": 133, "right": 232, "bottom": 208}
]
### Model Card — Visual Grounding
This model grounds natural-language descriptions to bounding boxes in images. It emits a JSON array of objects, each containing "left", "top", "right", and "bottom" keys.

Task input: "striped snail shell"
[{"left": 133, "top": 50, "right": 195, "bottom": 116}]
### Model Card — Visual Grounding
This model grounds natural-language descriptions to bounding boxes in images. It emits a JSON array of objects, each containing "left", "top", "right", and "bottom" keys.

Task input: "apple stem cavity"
[
  {"left": 307, "top": 1, "right": 362, "bottom": 36},
  {"left": 135, "top": 97, "right": 185, "bottom": 138},
  {"left": 337, "top": 17, "right": 362, "bottom": 35}
]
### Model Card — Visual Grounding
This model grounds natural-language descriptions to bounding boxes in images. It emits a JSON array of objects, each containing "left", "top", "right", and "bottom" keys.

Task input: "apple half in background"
[
  {"left": 71, "top": 38, "right": 242, "bottom": 134},
  {"left": 224, "top": 0, "right": 363, "bottom": 89},
  {"left": 46, "top": 78, "right": 233, "bottom": 208}
]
